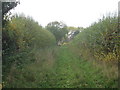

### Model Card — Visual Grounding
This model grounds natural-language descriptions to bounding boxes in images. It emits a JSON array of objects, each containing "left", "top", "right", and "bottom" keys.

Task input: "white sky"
[{"left": 11, "top": 0, "right": 119, "bottom": 28}]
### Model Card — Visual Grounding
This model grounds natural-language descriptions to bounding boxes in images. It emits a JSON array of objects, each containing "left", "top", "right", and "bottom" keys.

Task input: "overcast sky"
[{"left": 11, "top": 0, "right": 119, "bottom": 28}]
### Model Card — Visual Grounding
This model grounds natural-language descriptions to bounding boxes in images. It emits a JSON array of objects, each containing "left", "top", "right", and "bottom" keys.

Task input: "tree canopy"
[
  {"left": 46, "top": 21, "right": 68, "bottom": 43},
  {"left": 2, "top": 1, "right": 20, "bottom": 26}
]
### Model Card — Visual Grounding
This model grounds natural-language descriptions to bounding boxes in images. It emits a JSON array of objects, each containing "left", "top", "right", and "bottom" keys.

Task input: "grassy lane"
[
  {"left": 4, "top": 46, "right": 117, "bottom": 88},
  {"left": 48, "top": 45, "right": 117, "bottom": 88}
]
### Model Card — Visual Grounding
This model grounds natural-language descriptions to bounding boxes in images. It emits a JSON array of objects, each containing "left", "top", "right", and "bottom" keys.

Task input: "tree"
[
  {"left": 2, "top": 1, "right": 19, "bottom": 55},
  {"left": 2, "top": 1, "right": 20, "bottom": 26},
  {"left": 46, "top": 21, "right": 68, "bottom": 43},
  {"left": 67, "top": 26, "right": 77, "bottom": 31},
  {"left": 2, "top": 2, "right": 19, "bottom": 16}
]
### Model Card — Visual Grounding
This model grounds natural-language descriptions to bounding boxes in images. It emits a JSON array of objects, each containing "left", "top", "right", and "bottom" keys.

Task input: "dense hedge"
[
  {"left": 71, "top": 15, "right": 119, "bottom": 63},
  {"left": 2, "top": 15, "right": 56, "bottom": 68},
  {"left": 2, "top": 15, "right": 56, "bottom": 55}
]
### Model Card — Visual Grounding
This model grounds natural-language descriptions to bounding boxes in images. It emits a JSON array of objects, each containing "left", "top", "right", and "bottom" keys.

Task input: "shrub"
[
  {"left": 2, "top": 14, "right": 56, "bottom": 69},
  {"left": 2, "top": 14, "right": 56, "bottom": 55},
  {"left": 71, "top": 14, "right": 119, "bottom": 63}
]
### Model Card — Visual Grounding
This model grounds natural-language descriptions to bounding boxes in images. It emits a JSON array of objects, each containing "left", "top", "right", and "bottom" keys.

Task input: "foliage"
[
  {"left": 3, "top": 46, "right": 118, "bottom": 88},
  {"left": 71, "top": 14, "right": 119, "bottom": 63},
  {"left": 67, "top": 26, "right": 84, "bottom": 31},
  {"left": 2, "top": 14, "right": 56, "bottom": 69},
  {"left": 2, "top": 2, "right": 19, "bottom": 16},
  {"left": 67, "top": 26, "right": 78, "bottom": 30},
  {"left": 2, "top": 1, "right": 20, "bottom": 26},
  {"left": 2, "top": 4, "right": 118, "bottom": 88},
  {"left": 3, "top": 14, "right": 56, "bottom": 54},
  {"left": 46, "top": 21, "right": 68, "bottom": 43}
]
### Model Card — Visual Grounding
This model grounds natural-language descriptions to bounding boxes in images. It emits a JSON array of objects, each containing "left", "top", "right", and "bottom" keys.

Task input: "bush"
[
  {"left": 71, "top": 14, "right": 119, "bottom": 63},
  {"left": 2, "top": 14, "right": 56, "bottom": 55},
  {"left": 2, "top": 14, "right": 56, "bottom": 69}
]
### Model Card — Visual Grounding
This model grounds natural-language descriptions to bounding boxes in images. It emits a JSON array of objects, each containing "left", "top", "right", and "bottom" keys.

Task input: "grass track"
[
  {"left": 4, "top": 45, "right": 118, "bottom": 88},
  {"left": 37, "top": 46, "right": 117, "bottom": 88}
]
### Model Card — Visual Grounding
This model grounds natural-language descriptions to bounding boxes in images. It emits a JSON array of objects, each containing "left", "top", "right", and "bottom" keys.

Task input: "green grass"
[
  {"left": 3, "top": 45, "right": 118, "bottom": 88},
  {"left": 50, "top": 46, "right": 118, "bottom": 88}
]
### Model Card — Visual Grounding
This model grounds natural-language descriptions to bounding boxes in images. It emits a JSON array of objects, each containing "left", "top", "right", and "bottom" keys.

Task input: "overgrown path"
[
  {"left": 42, "top": 46, "right": 117, "bottom": 88},
  {"left": 5, "top": 45, "right": 117, "bottom": 88}
]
